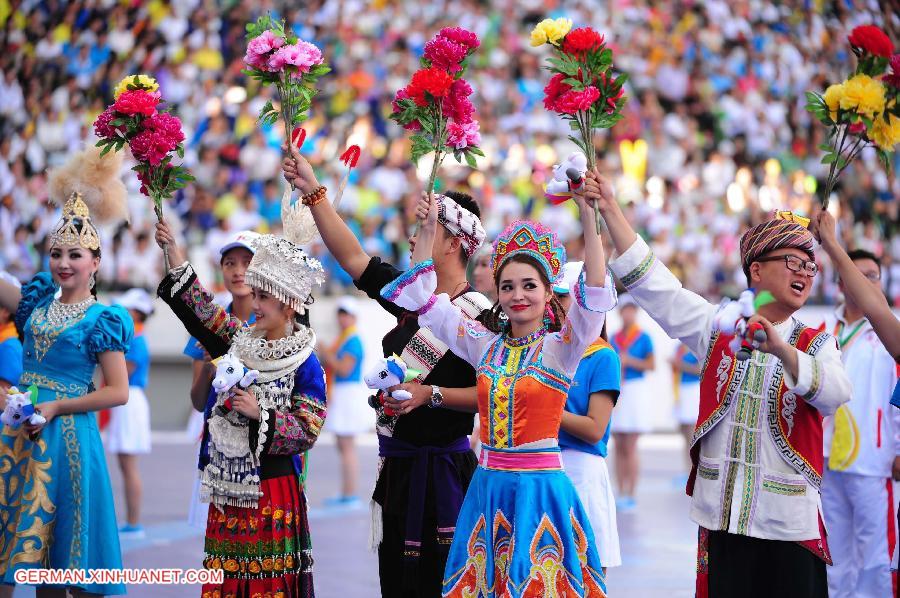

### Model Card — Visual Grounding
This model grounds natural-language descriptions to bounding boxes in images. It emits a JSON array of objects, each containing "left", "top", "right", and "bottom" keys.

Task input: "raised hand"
[
  {"left": 154, "top": 221, "right": 186, "bottom": 267},
  {"left": 281, "top": 145, "right": 320, "bottom": 195},
  {"left": 415, "top": 192, "right": 439, "bottom": 230},
  {"left": 582, "top": 167, "right": 618, "bottom": 215},
  {"left": 810, "top": 210, "right": 839, "bottom": 251}
]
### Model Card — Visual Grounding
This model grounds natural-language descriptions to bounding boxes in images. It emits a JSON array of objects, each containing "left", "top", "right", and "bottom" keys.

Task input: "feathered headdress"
[{"left": 47, "top": 146, "right": 129, "bottom": 250}]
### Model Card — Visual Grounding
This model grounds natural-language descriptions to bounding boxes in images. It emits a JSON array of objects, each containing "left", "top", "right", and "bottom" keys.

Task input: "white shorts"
[
  {"left": 324, "top": 381, "right": 373, "bottom": 436},
  {"left": 612, "top": 376, "right": 653, "bottom": 433},
  {"left": 562, "top": 449, "right": 621, "bottom": 567},
  {"left": 187, "top": 473, "right": 209, "bottom": 529},
  {"left": 105, "top": 386, "right": 151, "bottom": 454},
  {"left": 675, "top": 381, "right": 701, "bottom": 426}
]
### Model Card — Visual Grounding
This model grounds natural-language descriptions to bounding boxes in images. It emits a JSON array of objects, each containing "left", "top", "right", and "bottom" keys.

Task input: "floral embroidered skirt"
[
  {"left": 442, "top": 455, "right": 607, "bottom": 597},
  {"left": 201, "top": 474, "right": 314, "bottom": 598}
]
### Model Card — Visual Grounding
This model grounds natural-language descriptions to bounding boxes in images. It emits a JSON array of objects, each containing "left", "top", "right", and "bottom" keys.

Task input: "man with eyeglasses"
[
  {"left": 579, "top": 167, "right": 851, "bottom": 598},
  {"left": 818, "top": 249, "right": 900, "bottom": 598}
]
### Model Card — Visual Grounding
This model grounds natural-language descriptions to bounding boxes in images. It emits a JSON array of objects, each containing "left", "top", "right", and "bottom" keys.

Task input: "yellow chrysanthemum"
[
  {"left": 530, "top": 18, "right": 573, "bottom": 47},
  {"left": 823, "top": 83, "right": 844, "bottom": 122},
  {"left": 870, "top": 113, "right": 900, "bottom": 151},
  {"left": 839, "top": 74, "right": 886, "bottom": 119},
  {"left": 113, "top": 74, "right": 159, "bottom": 99}
]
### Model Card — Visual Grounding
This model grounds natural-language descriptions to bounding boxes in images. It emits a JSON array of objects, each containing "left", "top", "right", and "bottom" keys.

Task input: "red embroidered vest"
[{"left": 686, "top": 322, "right": 833, "bottom": 562}]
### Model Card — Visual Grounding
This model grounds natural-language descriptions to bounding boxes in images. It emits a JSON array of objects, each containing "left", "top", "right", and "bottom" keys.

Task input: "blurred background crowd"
[{"left": 0, "top": 0, "right": 898, "bottom": 303}]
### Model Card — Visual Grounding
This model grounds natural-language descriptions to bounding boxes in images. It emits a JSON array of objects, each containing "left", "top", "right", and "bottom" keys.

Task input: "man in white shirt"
[
  {"left": 581, "top": 169, "right": 850, "bottom": 598},
  {"left": 820, "top": 249, "right": 900, "bottom": 598}
]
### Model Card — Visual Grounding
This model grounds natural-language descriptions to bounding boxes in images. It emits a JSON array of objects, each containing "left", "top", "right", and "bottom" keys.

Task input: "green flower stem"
[{"left": 823, "top": 122, "right": 850, "bottom": 209}]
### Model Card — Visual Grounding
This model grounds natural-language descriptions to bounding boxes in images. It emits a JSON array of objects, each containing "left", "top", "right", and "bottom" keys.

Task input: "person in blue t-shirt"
[
  {"left": 108, "top": 288, "right": 156, "bottom": 538},
  {"left": 0, "top": 272, "right": 23, "bottom": 393},
  {"left": 320, "top": 296, "right": 370, "bottom": 507},
  {"left": 671, "top": 342, "right": 702, "bottom": 476},
  {"left": 554, "top": 262, "right": 622, "bottom": 571},
  {"left": 184, "top": 231, "right": 259, "bottom": 529},
  {"left": 610, "top": 295, "right": 655, "bottom": 511}
]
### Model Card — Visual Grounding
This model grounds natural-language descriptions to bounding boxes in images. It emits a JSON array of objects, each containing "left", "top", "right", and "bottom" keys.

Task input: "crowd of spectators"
[{"left": 0, "top": 0, "right": 898, "bottom": 304}]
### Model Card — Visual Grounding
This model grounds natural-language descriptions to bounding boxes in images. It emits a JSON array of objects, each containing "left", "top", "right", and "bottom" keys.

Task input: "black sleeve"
[
  {"left": 156, "top": 264, "right": 233, "bottom": 359},
  {"left": 353, "top": 256, "right": 407, "bottom": 318}
]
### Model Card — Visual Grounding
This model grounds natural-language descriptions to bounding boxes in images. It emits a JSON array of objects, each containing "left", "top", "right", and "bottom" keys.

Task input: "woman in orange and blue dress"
[{"left": 381, "top": 191, "right": 616, "bottom": 597}]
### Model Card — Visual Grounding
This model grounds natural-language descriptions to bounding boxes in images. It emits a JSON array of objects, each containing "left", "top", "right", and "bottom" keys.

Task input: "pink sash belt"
[{"left": 478, "top": 447, "right": 563, "bottom": 471}]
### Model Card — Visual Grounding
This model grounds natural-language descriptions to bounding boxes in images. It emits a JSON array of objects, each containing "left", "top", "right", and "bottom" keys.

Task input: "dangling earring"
[
  {"left": 543, "top": 303, "right": 554, "bottom": 329},
  {"left": 498, "top": 308, "right": 509, "bottom": 331},
  {"left": 89, "top": 272, "right": 96, "bottom": 289}
]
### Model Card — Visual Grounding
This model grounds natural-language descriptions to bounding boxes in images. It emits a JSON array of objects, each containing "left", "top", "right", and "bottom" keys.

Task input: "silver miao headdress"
[{"left": 243, "top": 188, "right": 325, "bottom": 313}]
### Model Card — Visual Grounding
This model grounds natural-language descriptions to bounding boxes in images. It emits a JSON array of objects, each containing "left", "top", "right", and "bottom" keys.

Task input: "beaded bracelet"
[{"left": 301, "top": 185, "right": 327, "bottom": 207}]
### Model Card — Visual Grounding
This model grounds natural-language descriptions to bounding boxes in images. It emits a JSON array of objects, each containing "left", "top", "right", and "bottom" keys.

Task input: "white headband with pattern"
[{"left": 436, "top": 194, "right": 485, "bottom": 258}]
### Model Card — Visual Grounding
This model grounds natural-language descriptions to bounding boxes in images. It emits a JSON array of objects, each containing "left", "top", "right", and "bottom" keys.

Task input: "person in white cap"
[
  {"left": 320, "top": 296, "right": 370, "bottom": 507},
  {"left": 554, "top": 261, "right": 622, "bottom": 571},
  {"left": 108, "top": 288, "right": 156, "bottom": 538},
  {"left": 0, "top": 271, "right": 22, "bottom": 393},
  {"left": 610, "top": 293, "right": 655, "bottom": 511},
  {"left": 182, "top": 230, "right": 260, "bottom": 529}
]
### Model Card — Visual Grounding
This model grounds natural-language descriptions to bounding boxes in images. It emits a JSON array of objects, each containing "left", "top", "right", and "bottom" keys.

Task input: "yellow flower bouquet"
[{"left": 806, "top": 25, "right": 899, "bottom": 208}]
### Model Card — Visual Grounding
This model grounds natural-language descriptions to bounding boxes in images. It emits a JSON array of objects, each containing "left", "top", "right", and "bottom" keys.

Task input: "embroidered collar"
[{"left": 504, "top": 325, "right": 547, "bottom": 347}]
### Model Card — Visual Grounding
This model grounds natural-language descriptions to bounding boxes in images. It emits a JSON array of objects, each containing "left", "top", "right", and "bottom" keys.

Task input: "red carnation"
[
  {"left": 562, "top": 27, "right": 605, "bottom": 59},
  {"left": 554, "top": 86, "right": 601, "bottom": 115},
  {"left": 442, "top": 79, "right": 475, "bottom": 124},
  {"left": 438, "top": 27, "right": 480, "bottom": 51},
  {"left": 848, "top": 25, "right": 894, "bottom": 58},
  {"left": 93, "top": 107, "right": 125, "bottom": 139},
  {"left": 113, "top": 89, "right": 160, "bottom": 117},
  {"left": 406, "top": 67, "right": 454, "bottom": 106},
  {"left": 885, "top": 54, "right": 900, "bottom": 89}
]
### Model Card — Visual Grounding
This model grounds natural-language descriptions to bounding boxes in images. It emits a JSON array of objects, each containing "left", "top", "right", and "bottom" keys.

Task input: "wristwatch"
[{"left": 428, "top": 385, "right": 444, "bottom": 409}]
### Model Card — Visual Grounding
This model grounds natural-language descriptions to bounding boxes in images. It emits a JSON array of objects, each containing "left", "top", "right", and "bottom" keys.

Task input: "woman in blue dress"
[{"left": 0, "top": 148, "right": 133, "bottom": 596}]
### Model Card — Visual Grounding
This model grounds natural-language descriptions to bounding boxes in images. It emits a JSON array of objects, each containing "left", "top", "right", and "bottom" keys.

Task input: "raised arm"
[
  {"left": 583, "top": 168, "right": 717, "bottom": 357},
  {"left": 282, "top": 147, "right": 371, "bottom": 280},
  {"left": 154, "top": 221, "right": 244, "bottom": 358},
  {"left": 812, "top": 210, "right": 900, "bottom": 362}
]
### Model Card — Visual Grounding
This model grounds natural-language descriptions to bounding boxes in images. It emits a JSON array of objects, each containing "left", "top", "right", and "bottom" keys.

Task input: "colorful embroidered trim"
[
  {"left": 619, "top": 249, "right": 657, "bottom": 289},
  {"left": 380, "top": 259, "right": 435, "bottom": 302},
  {"left": 418, "top": 294, "right": 438, "bottom": 316},
  {"left": 697, "top": 462, "right": 719, "bottom": 481},
  {"left": 762, "top": 478, "right": 807, "bottom": 496}
]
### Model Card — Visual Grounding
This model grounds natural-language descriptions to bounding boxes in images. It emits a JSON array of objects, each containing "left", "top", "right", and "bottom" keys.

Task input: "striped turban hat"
[{"left": 739, "top": 212, "right": 815, "bottom": 278}]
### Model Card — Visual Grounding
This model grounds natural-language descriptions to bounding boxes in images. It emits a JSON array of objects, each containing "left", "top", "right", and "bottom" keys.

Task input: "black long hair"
[{"left": 481, "top": 254, "right": 566, "bottom": 335}]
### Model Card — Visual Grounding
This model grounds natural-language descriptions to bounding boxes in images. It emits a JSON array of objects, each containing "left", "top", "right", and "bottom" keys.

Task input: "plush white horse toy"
[
  {"left": 211, "top": 353, "right": 260, "bottom": 415},
  {"left": 712, "top": 289, "right": 774, "bottom": 360},
  {"left": 1, "top": 385, "right": 46, "bottom": 428},
  {"left": 364, "top": 355, "right": 421, "bottom": 401},
  {"left": 544, "top": 152, "right": 588, "bottom": 204}
]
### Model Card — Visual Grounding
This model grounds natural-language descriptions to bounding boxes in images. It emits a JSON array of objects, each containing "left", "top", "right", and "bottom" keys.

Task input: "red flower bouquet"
[
  {"left": 531, "top": 18, "right": 628, "bottom": 231},
  {"left": 848, "top": 25, "right": 894, "bottom": 59},
  {"left": 93, "top": 74, "right": 193, "bottom": 269},
  {"left": 390, "top": 27, "right": 484, "bottom": 195}
]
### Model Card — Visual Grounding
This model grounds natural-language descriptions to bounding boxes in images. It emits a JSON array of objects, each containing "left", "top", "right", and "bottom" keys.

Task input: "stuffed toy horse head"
[
  {"left": 712, "top": 289, "right": 774, "bottom": 360},
  {"left": 212, "top": 353, "right": 259, "bottom": 394},
  {"left": 1, "top": 385, "right": 46, "bottom": 428},
  {"left": 364, "top": 355, "right": 421, "bottom": 402},
  {"left": 211, "top": 353, "right": 260, "bottom": 416},
  {"left": 545, "top": 152, "right": 588, "bottom": 204}
]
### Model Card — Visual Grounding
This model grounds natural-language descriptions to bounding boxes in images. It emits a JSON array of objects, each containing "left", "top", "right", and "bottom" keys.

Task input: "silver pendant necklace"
[{"left": 46, "top": 296, "right": 96, "bottom": 327}]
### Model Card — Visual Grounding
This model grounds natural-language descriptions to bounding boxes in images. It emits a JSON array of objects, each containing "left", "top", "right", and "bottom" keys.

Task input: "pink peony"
[
  {"left": 446, "top": 120, "right": 481, "bottom": 150},
  {"left": 112, "top": 89, "right": 160, "bottom": 116},
  {"left": 267, "top": 41, "right": 323, "bottom": 75},
  {"left": 424, "top": 37, "right": 468, "bottom": 73},
  {"left": 553, "top": 86, "right": 601, "bottom": 115},
  {"left": 392, "top": 88, "right": 421, "bottom": 131},
  {"left": 244, "top": 30, "right": 285, "bottom": 71},
  {"left": 442, "top": 79, "right": 475, "bottom": 123},
  {"left": 438, "top": 27, "right": 480, "bottom": 51},
  {"left": 93, "top": 107, "right": 125, "bottom": 139},
  {"left": 885, "top": 54, "right": 900, "bottom": 89},
  {"left": 129, "top": 113, "right": 184, "bottom": 165}
]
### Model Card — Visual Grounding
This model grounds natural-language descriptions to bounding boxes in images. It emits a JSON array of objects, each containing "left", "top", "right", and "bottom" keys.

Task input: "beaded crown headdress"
[
  {"left": 47, "top": 146, "right": 129, "bottom": 251},
  {"left": 491, "top": 220, "right": 566, "bottom": 283},
  {"left": 49, "top": 193, "right": 100, "bottom": 251}
]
